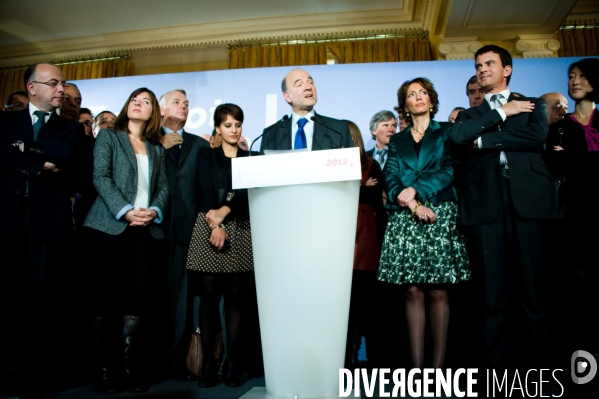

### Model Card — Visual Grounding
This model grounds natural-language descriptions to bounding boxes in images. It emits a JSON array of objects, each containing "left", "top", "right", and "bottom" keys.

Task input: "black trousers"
[
  {"left": 164, "top": 239, "right": 194, "bottom": 366},
  {"left": 465, "top": 177, "right": 548, "bottom": 368},
  {"left": 89, "top": 226, "right": 158, "bottom": 317},
  {"left": 0, "top": 197, "right": 73, "bottom": 379}
]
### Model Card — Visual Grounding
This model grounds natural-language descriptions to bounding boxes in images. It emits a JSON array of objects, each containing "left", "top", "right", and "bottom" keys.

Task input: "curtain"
[
  {"left": 229, "top": 43, "right": 328, "bottom": 69},
  {"left": 557, "top": 26, "right": 599, "bottom": 57},
  {"left": 228, "top": 37, "right": 433, "bottom": 69},
  {"left": 1, "top": 58, "right": 133, "bottom": 108},
  {"left": 329, "top": 37, "right": 433, "bottom": 64}
]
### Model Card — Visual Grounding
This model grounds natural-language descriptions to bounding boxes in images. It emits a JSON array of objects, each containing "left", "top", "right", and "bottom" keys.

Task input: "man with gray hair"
[
  {"left": 366, "top": 110, "right": 397, "bottom": 170},
  {"left": 540, "top": 92, "right": 568, "bottom": 124},
  {"left": 158, "top": 88, "right": 208, "bottom": 381}
]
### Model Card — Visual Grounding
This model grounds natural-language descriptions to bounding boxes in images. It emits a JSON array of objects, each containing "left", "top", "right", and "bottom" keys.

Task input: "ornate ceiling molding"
[
  {"left": 563, "top": 16, "right": 599, "bottom": 26},
  {"left": 515, "top": 35, "right": 560, "bottom": 58},
  {"left": 438, "top": 38, "right": 482, "bottom": 60},
  {"left": 0, "top": 5, "right": 425, "bottom": 65}
]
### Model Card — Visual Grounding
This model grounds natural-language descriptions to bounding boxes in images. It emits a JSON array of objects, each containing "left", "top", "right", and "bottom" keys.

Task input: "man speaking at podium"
[{"left": 260, "top": 68, "right": 353, "bottom": 152}]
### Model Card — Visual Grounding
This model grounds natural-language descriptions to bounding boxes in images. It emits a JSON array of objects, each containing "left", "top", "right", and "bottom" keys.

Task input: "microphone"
[
  {"left": 310, "top": 116, "right": 344, "bottom": 149},
  {"left": 249, "top": 115, "right": 289, "bottom": 155}
]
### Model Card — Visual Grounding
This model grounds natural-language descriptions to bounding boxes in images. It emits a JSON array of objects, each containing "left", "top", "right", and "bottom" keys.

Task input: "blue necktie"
[
  {"left": 294, "top": 117, "right": 308, "bottom": 150},
  {"left": 378, "top": 148, "right": 388, "bottom": 166},
  {"left": 33, "top": 111, "right": 48, "bottom": 140}
]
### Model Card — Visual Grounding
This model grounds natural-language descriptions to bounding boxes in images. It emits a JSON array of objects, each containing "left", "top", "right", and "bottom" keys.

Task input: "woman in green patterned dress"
[{"left": 377, "top": 77, "right": 470, "bottom": 371}]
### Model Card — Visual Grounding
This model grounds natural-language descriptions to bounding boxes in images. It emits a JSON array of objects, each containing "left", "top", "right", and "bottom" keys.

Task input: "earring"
[
  {"left": 405, "top": 111, "right": 410, "bottom": 117},
  {"left": 429, "top": 106, "right": 433, "bottom": 113}
]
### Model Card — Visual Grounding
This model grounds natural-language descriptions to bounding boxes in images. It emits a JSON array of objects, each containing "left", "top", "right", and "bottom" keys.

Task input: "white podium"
[{"left": 233, "top": 148, "right": 361, "bottom": 398}]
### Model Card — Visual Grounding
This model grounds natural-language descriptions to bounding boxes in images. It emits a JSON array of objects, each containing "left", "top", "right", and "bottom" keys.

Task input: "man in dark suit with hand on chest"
[
  {"left": 450, "top": 45, "right": 559, "bottom": 369},
  {"left": 158, "top": 89, "right": 208, "bottom": 380}
]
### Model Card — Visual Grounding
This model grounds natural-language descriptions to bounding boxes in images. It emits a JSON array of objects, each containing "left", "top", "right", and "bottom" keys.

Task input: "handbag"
[
  {"left": 186, "top": 328, "right": 203, "bottom": 376},
  {"left": 185, "top": 328, "right": 226, "bottom": 376}
]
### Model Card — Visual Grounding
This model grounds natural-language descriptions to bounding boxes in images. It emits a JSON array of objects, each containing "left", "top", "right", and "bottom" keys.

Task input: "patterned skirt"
[
  {"left": 377, "top": 201, "right": 470, "bottom": 285},
  {"left": 186, "top": 212, "right": 254, "bottom": 273}
]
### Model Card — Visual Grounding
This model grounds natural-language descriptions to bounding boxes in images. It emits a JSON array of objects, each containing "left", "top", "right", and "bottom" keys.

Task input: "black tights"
[{"left": 196, "top": 272, "right": 251, "bottom": 363}]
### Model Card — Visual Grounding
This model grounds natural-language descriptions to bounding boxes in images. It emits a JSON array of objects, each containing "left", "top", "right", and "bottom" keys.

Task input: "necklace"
[{"left": 412, "top": 126, "right": 426, "bottom": 142}]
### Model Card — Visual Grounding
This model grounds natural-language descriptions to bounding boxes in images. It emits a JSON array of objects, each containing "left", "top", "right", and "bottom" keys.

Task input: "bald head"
[
  {"left": 24, "top": 63, "right": 66, "bottom": 112},
  {"left": 282, "top": 68, "right": 317, "bottom": 115},
  {"left": 541, "top": 92, "right": 568, "bottom": 124}
]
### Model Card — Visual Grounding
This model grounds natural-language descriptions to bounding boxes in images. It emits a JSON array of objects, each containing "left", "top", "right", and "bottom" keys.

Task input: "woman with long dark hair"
[
  {"left": 84, "top": 87, "right": 169, "bottom": 394},
  {"left": 377, "top": 78, "right": 470, "bottom": 371},
  {"left": 186, "top": 103, "right": 254, "bottom": 388}
]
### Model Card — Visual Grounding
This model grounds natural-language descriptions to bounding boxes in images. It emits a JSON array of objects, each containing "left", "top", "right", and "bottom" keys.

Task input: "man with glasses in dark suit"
[{"left": 0, "top": 63, "right": 84, "bottom": 397}]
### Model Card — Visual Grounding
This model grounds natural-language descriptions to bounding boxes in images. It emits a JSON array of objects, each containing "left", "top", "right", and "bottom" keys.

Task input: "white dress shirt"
[{"left": 479, "top": 89, "right": 511, "bottom": 166}]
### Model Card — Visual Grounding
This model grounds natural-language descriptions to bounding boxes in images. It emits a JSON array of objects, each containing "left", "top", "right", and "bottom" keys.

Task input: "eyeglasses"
[
  {"left": 5, "top": 102, "right": 25, "bottom": 109},
  {"left": 81, "top": 120, "right": 93, "bottom": 126},
  {"left": 31, "top": 80, "right": 67, "bottom": 88}
]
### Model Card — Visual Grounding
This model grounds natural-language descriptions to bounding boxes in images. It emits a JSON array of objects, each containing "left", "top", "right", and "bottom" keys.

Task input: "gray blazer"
[{"left": 84, "top": 129, "right": 169, "bottom": 239}]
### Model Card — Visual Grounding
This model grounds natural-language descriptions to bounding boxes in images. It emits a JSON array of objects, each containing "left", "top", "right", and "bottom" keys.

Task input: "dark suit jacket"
[
  {"left": 545, "top": 112, "right": 599, "bottom": 210},
  {"left": 84, "top": 129, "right": 169, "bottom": 239},
  {"left": 450, "top": 94, "right": 559, "bottom": 225},
  {"left": 366, "top": 147, "right": 375, "bottom": 158},
  {"left": 259, "top": 112, "right": 353, "bottom": 153},
  {"left": 160, "top": 128, "right": 209, "bottom": 245},
  {"left": 197, "top": 146, "right": 251, "bottom": 220},
  {"left": 384, "top": 120, "right": 457, "bottom": 212},
  {"left": 359, "top": 159, "right": 388, "bottom": 246},
  {"left": 72, "top": 132, "right": 97, "bottom": 229},
  {"left": 0, "top": 108, "right": 83, "bottom": 240}
]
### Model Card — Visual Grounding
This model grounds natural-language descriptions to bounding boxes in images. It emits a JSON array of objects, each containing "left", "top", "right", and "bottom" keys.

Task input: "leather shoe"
[
  {"left": 94, "top": 367, "right": 123, "bottom": 394},
  {"left": 198, "top": 357, "right": 218, "bottom": 388},
  {"left": 223, "top": 359, "right": 241, "bottom": 387}
]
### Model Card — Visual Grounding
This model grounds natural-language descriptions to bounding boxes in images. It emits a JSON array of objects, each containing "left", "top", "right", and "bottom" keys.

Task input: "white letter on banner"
[
  {"left": 363, "top": 368, "right": 377, "bottom": 397},
  {"left": 265, "top": 94, "right": 278, "bottom": 127},
  {"left": 339, "top": 369, "right": 351, "bottom": 397},
  {"left": 186, "top": 107, "right": 207, "bottom": 129}
]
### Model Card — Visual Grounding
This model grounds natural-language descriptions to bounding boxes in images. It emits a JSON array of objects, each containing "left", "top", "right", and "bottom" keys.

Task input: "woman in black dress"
[
  {"left": 545, "top": 57, "right": 599, "bottom": 353},
  {"left": 186, "top": 103, "right": 253, "bottom": 387}
]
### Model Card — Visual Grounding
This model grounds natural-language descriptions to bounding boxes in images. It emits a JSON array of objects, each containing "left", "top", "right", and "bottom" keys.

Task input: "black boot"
[
  {"left": 198, "top": 356, "right": 218, "bottom": 388},
  {"left": 223, "top": 358, "right": 241, "bottom": 387},
  {"left": 122, "top": 315, "right": 148, "bottom": 393},
  {"left": 92, "top": 317, "right": 122, "bottom": 394}
]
